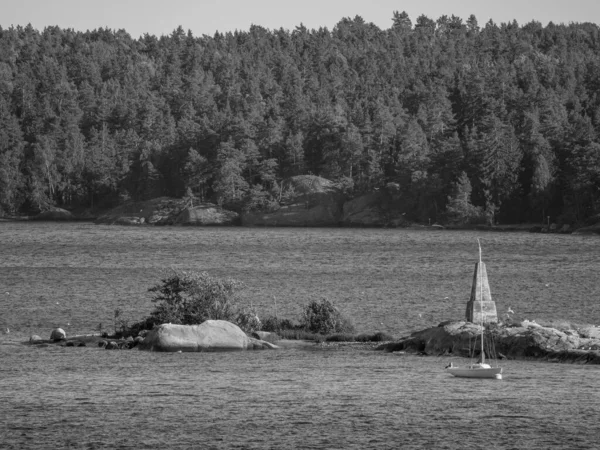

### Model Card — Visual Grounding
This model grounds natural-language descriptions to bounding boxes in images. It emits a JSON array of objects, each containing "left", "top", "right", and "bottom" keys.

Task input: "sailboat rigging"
[{"left": 446, "top": 239, "right": 503, "bottom": 380}]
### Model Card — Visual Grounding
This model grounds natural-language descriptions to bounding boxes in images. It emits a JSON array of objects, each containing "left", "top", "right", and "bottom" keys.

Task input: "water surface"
[{"left": 1, "top": 223, "right": 599, "bottom": 448}]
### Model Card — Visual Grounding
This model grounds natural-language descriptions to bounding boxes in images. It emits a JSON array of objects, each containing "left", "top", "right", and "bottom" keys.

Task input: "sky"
[{"left": 1, "top": 0, "right": 599, "bottom": 39}]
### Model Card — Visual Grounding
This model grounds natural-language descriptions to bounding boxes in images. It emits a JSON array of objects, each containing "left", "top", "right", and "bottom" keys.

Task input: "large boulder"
[
  {"left": 95, "top": 197, "right": 239, "bottom": 226},
  {"left": 138, "top": 320, "right": 277, "bottom": 352},
  {"left": 174, "top": 204, "right": 239, "bottom": 226},
  {"left": 35, "top": 207, "right": 74, "bottom": 221},
  {"left": 342, "top": 193, "right": 387, "bottom": 227},
  {"left": 95, "top": 197, "right": 177, "bottom": 225},
  {"left": 341, "top": 184, "right": 410, "bottom": 228}
]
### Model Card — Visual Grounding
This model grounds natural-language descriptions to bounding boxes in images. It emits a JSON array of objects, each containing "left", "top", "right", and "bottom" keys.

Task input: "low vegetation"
[
  {"left": 121, "top": 270, "right": 260, "bottom": 337},
  {"left": 120, "top": 270, "right": 392, "bottom": 342}
]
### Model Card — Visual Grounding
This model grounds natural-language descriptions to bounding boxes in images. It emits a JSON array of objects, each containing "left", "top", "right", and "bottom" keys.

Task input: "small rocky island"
[
  {"left": 377, "top": 253, "right": 600, "bottom": 364},
  {"left": 26, "top": 251, "right": 600, "bottom": 364}
]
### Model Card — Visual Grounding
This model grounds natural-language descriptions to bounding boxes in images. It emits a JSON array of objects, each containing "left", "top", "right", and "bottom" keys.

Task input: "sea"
[{"left": 1, "top": 222, "right": 599, "bottom": 449}]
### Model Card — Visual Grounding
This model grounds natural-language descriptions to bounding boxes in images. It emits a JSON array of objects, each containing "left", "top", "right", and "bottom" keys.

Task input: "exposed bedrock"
[
  {"left": 137, "top": 320, "right": 278, "bottom": 352},
  {"left": 377, "top": 321, "right": 600, "bottom": 364}
]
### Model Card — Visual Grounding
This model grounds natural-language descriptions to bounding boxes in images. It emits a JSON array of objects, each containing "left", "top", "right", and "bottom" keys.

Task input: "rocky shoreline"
[
  {"left": 26, "top": 320, "right": 600, "bottom": 364},
  {"left": 4, "top": 175, "right": 600, "bottom": 233},
  {"left": 376, "top": 320, "right": 600, "bottom": 364}
]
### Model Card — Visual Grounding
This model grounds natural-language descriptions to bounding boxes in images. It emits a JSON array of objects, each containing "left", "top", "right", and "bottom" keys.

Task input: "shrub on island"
[
  {"left": 121, "top": 270, "right": 260, "bottom": 337},
  {"left": 122, "top": 271, "right": 369, "bottom": 343}
]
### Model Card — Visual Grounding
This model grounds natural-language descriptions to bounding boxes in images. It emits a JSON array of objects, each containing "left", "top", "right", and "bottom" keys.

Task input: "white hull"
[{"left": 447, "top": 365, "right": 503, "bottom": 379}]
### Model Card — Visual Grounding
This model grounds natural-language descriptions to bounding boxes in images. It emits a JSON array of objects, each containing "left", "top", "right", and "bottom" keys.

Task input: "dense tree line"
[{"left": 1, "top": 13, "right": 600, "bottom": 224}]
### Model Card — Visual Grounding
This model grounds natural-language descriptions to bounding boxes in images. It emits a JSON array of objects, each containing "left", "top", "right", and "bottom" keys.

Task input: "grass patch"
[
  {"left": 325, "top": 331, "right": 395, "bottom": 343},
  {"left": 277, "top": 329, "right": 323, "bottom": 341}
]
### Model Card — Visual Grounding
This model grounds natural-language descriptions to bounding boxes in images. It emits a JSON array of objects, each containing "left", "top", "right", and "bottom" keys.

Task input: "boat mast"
[{"left": 478, "top": 238, "right": 485, "bottom": 365}]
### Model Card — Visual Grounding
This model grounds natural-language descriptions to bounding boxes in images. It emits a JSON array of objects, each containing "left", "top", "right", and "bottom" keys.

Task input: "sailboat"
[{"left": 446, "top": 239, "right": 503, "bottom": 380}]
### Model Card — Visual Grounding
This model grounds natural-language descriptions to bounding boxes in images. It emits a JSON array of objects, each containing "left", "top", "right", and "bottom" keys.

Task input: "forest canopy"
[{"left": 1, "top": 12, "right": 600, "bottom": 224}]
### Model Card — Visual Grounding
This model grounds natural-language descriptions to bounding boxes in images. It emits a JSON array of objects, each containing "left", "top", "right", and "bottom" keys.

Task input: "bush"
[
  {"left": 235, "top": 307, "right": 262, "bottom": 333},
  {"left": 302, "top": 298, "right": 355, "bottom": 335},
  {"left": 277, "top": 329, "right": 323, "bottom": 342},
  {"left": 261, "top": 316, "right": 300, "bottom": 333},
  {"left": 124, "top": 270, "right": 254, "bottom": 336},
  {"left": 325, "top": 333, "right": 356, "bottom": 342},
  {"left": 355, "top": 331, "right": 395, "bottom": 342},
  {"left": 325, "top": 331, "right": 395, "bottom": 343},
  {"left": 148, "top": 270, "right": 243, "bottom": 324}
]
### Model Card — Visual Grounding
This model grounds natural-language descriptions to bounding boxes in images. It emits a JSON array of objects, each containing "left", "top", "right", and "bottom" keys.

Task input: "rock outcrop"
[
  {"left": 341, "top": 191, "right": 409, "bottom": 227},
  {"left": 137, "top": 320, "right": 277, "bottom": 352},
  {"left": 242, "top": 175, "right": 344, "bottom": 227},
  {"left": 341, "top": 185, "right": 410, "bottom": 227},
  {"left": 95, "top": 197, "right": 238, "bottom": 226},
  {"left": 377, "top": 321, "right": 600, "bottom": 364},
  {"left": 35, "top": 207, "right": 74, "bottom": 221},
  {"left": 572, "top": 224, "right": 600, "bottom": 235},
  {"left": 173, "top": 204, "right": 239, "bottom": 226}
]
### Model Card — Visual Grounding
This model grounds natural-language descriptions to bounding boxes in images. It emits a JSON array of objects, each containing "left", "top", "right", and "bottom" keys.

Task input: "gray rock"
[
  {"left": 579, "top": 326, "right": 600, "bottom": 339},
  {"left": 138, "top": 320, "right": 277, "bottom": 352},
  {"left": 29, "top": 335, "right": 43, "bottom": 343},
  {"left": 35, "top": 208, "right": 74, "bottom": 221},
  {"left": 50, "top": 328, "right": 66, "bottom": 341},
  {"left": 560, "top": 224, "right": 571, "bottom": 233},
  {"left": 342, "top": 193, "right": 386, "bottom": 227},
  {"left": 252, "top": 331, "right": 280, "bottom": 343},
  {"left": 242, "top": 175, "right": 343, "bottom": 227},
  {"left": 377, "top": 321, "right": 600, "bottom": 364},
  {"left": 174, "top": 204, "right": 239, "bottom": 226}
]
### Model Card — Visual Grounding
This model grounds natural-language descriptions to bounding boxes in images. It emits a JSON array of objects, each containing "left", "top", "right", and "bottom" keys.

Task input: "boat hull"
[{"left": 446, "top": 367, "right": 503, "bottom": 379}]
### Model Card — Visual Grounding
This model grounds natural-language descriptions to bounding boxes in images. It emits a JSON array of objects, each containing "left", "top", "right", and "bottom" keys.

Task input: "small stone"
[{"left": 50, "top": 328, "right": 66, "bottom": 341}]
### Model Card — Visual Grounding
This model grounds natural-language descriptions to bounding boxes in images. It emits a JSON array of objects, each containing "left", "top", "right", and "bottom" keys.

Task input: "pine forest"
[{"left": 1, "top": 12, "right": 600, "bottom": 225}]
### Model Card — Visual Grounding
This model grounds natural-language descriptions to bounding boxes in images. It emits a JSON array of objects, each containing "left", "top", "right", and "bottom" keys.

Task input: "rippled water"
[{"left": 1, "top": 222, "right": 599, "bottom": 448}]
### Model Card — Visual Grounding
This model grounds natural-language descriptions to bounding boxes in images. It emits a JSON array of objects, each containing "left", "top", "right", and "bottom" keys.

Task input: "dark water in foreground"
[
  {"left": 1, "top": 223, "right": 599, "bottom": 448},
  {"left": 2, "top": 341, "right": 599, "bottom": 449}
]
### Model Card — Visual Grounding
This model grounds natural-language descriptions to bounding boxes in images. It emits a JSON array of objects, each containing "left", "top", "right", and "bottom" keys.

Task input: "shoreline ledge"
[
  {"left": 376, "top": 320, "right": 600, "bottom": 364},
  {"left": 24, "top": 320, "right": 600, "bottom": 363}
]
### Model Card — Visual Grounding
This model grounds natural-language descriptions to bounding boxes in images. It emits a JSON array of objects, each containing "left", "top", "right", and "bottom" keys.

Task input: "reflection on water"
[{"left": 1, "top": 223, "right": 599, "bottom": 448}]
